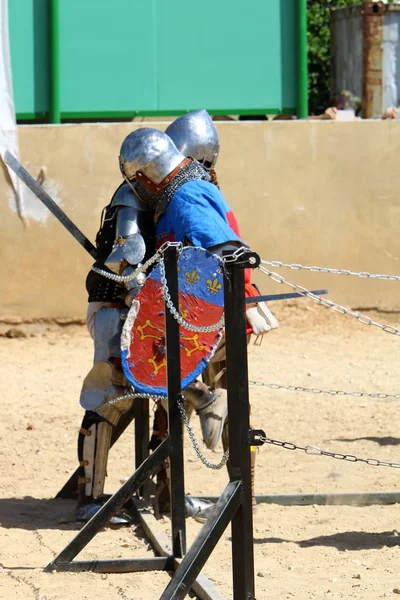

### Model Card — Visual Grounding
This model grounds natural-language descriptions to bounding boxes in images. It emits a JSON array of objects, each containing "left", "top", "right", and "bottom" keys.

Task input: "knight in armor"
[
  {"left": 162, "top": 110, "right": 278, "bottom": 507},
  {"left": 77, "top": 180, "right": 155, "bottom": 524},
  {"left": 152, "top": 110, "right": 231, "bottom": 449}
]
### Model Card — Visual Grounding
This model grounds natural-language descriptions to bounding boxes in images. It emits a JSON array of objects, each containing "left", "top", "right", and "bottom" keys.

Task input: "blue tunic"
[{"left": 155, "top": 180, "right": 243, "bottom": 249}]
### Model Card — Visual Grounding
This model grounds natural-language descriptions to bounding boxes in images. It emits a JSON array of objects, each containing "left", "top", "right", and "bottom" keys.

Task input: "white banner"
[{"left": 0, "top": 0, "right": 23, "bottom": 218}]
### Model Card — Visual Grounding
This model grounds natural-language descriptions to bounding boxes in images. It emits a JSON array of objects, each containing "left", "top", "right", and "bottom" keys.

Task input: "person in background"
[
  {"left": 382, "top": 106, "right": 399, "bottom": 119},
  {"left": 317, "top": 91, "right": 361, "bottom": 120},
  {"left": 272, "top": 91, "right": 361, "bottom": 121}
]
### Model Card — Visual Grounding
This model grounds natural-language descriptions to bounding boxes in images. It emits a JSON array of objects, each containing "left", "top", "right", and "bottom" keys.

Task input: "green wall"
[
  {"left": 8, "top": 0, "right": 49, "bottom": 118},
  {"left": 9, "top": 0, "right": 298, "bottom": 120}
]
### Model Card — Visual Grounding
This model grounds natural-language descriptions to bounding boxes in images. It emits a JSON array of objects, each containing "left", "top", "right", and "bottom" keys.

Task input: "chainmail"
[{"left": 135, "top": 160, "right": 211, "bottom": 214}]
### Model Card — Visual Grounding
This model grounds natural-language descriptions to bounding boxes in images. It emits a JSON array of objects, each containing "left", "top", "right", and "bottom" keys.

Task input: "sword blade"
[
  {"left": 245, "top": 289, "right": 328, "bottom": 304},
  {"left": 4, "top": 151, "right": 97, "bottom": 259}
]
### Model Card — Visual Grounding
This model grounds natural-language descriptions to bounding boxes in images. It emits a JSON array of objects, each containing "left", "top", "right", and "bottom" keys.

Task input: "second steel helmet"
[{"left": 165, "top": 110, "right": 219, "bottom": 170}]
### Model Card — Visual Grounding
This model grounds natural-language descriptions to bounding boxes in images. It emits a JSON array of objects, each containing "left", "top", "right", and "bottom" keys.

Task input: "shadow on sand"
[
  {"left": 254, "top": 529, "right": 400, "bottom": 551},
  {"left": 333, "top": 436, "right": 400, "bottom": 447},
  {"left": 0, "top": 497, "right": 80, "bottom": 531}
]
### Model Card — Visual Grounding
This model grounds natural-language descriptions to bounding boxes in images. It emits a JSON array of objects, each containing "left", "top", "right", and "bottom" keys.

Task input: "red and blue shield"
[{"left": 121, "top": 247, "right": 224, "bottom": 395}]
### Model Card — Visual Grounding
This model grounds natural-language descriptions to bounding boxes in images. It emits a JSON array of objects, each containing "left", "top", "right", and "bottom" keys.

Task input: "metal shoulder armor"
[
  {"left": 110, "top": 181, "right": 148, "bottom": 211},
  {"left": 104, "top": 204, "right": 147, "bottom": 274}
]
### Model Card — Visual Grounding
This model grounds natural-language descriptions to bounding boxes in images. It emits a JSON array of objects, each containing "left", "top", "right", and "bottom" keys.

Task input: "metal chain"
[
  {"left": 159, "top": 257, "right": 225, "bottom": 333},
  {"left": 101, "top": 390, "right": 165, "bottom": 408},
  {"left": 249, "top": 380, "right": 400, "bottom": 400},
  {"left": 259, "top": 435, "right": 400, "bottom": 469},
  {"left": 258, "top": 265, "right": 400, "bottom": 337},
  {"left": 91, "top": 265, "right": 139, "bottom": 283},
  {"left": 221, "top": 246, "right": 256, "bottom": 265},
  {"left": 261, "top": 259, "right": 400, "bottom": 282},
  {"left": 91, "top": 240, "right": 183, "bottom": 283},
  {"left": 177, "top": 395, "right": 229, "bottom": 470},
  {"left": 104, "top": 389, "right": 230, "bottom": 470},
  {"left": 92, "top": 247, "right": 163, "bottom": 283}
]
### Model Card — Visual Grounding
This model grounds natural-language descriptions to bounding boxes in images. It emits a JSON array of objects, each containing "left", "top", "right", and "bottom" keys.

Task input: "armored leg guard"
[
  {"left": 184, "top": 380, "right": 228, "bottom": 451},
  {"left": 81, "top": 305, "right": 130, "bottom": 412},
  {"left": 78, "top": 359, "right": 132, "bottom": 502},
  {"left": 77, "top": 391, "right": 134, "bottom": 524},
  {"left": 78, "top": 303, "right": 135, "bottom": 522},
  {"left": 77, "top": 411, "right": 102, "bottom": 505},
  {"left": 93, "top": 306, "right": 127, "bottom": 363}
]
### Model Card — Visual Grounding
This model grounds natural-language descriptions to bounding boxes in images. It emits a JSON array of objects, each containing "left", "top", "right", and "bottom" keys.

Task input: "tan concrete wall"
[{"left": 1, "top": 120, "right": 400, "bottom": 322}]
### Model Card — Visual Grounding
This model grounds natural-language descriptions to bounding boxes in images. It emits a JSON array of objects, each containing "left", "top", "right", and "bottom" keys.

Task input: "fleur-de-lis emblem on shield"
[
  {"left": 185, "top": 269, "right": 200, "bottom": 285},
  {"left": 206, "top": 277, "right": 222, "bottom": 295}
]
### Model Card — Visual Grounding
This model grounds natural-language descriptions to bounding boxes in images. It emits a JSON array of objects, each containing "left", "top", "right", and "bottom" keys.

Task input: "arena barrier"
[
  {"left": 48, "top": 244, "right": 400, "bottom": 599},
  {"left": 179, "top": 255, "right": 400, "bottom": 510},
  {"left": 46, "top": 244, "right": 261, "bottom": 600},
  {"left": 234, "top": 258, "right": 400, "bottom": 507}
]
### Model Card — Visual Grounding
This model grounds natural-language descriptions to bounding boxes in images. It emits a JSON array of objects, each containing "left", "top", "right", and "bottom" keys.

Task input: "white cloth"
[
  {"left": 0, "top": 0, "right": 23, "bottom": 217},
  {"left": 86, "top": 301, "right": 110, "bottom": 340}
]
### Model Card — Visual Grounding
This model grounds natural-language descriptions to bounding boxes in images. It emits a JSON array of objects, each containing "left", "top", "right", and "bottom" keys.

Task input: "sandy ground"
[{"left": 1, "top": 301, "right": 400, "bottom": 599}]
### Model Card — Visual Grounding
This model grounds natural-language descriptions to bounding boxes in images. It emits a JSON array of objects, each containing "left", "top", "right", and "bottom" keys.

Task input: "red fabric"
[
  {"left": 245, "top": 282, "right": 259, "bottom": 301},
  {"left": 227, "top": 210, "right": 251, "bottom": 285},
  {"left": 155, "top": 232, "right": 175, "bottom": 248}
]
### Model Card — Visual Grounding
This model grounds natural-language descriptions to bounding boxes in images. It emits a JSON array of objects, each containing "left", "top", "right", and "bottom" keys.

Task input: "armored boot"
[{"left": 184, "top": 495, "right": 216, "bottom": 523}]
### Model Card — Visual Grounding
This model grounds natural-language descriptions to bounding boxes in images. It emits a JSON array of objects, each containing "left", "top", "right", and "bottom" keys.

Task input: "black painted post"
[
  {"left": 45, "top": 440, "right": 170, "bottom": 568},
  {"left": 135, "top": 398, "right": 150, "bottom": 499},
  {"left": 223, "top": 254, "right": 255, "bottom": 599},
  {"left": 164, "top": 245, "right": 186, "bottom": 558}
]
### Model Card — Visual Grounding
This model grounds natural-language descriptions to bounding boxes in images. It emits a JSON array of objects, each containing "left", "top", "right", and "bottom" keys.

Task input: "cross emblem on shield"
[{"left": 121, "top": 247, "right": 225, "bottom": 395}]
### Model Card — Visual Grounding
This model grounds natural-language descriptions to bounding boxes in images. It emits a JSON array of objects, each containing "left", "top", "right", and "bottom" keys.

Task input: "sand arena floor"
[{"left": 1, "top": 302, "right": 400, "bottom": 599}]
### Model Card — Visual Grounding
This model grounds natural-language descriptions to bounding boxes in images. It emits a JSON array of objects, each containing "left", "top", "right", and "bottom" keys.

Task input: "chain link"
[
  {"left": 177, "top": 395, "right": 229, "bottom": 470},
  {"left": 103, "top": 390, "right": 230, "bottom": 471},
  {"left": 220, "top": 246, "right": 254, "bottom": 264},
  {"left": 261, "top": 259, "right": 400, "bottom": 282},
  {"left": 101, "top": 390, "right": 165, "bottom": 408},
  {"left": 259, "top": 435, "right": 400, "bottom": 469},
  {"left": 249, "top": 380, "right": 400, "bottom": 400},
  {"left": 258, "top": 265, "right": 400, "bottom": 337},
  {"left": 92, "top": 246, "right": 164, "bottom": 283},
  {"left": 159, "top": 257, "right": 225, "bottom": 333}
]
